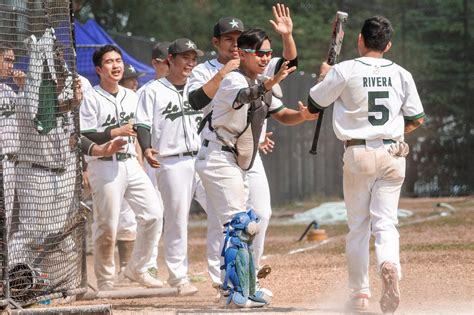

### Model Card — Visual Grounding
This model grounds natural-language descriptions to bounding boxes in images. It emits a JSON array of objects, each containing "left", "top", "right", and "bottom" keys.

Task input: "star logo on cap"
[
  {"left": 186, "top": 40, "right": 196, "bottom": 49},
  {"left": 128, "top": 65, "right": 136, "bottom": 72},
  {"left": 229, "top": 19, "right": 240, "bottom": 28}
]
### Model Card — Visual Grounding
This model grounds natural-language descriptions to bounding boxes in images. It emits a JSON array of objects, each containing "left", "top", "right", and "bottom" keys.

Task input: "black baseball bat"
[{"left": 309, "top": 11, "right": 348, "bottom": 155}]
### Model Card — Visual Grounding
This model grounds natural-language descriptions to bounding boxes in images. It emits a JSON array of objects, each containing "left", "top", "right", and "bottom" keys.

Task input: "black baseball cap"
[
  {"left": 152, "top": 41, "right": 171, "bottom": 60},
  {"left": 213, "top": 17, "right": 244, "bottom": 37},
  {"left": 168, "top": 38, "right": 204, "bottom": 57},
  {"left": 122, "top": 63, "right": 145, "bottom": 79}
]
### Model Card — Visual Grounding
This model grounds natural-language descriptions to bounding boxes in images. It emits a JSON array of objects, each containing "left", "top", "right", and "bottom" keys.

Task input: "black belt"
[
  {"left": 167, "top": 151, "right": 198, "bottom": 158},
  {"left": 99, "top": 153, "right": 133, "bottom": 161},
  {"left": 14, "top": 161, "right": 66, "bottom": 174},
  {"left": 202, "top": 139, "right": 233, "bottom": 153},
  {"left": 345, "top": 139, "right": 395, "bottom": 147}
]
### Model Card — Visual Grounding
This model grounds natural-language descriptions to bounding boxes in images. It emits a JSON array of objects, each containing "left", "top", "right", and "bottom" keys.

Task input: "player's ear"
[
  {"left": 211, "top": 37, "right": 219, "bottom": 49},
  {"left": 383, "top": 41, "right": 392, "bottom": 53},
  {"left": 95, "top": 65, "right": 102, "bottom": 76}
]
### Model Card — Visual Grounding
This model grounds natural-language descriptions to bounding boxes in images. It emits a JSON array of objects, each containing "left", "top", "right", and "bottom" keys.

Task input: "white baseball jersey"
[
  {"left": 188, "top": 57, "right": 283, "bottom": 118},
  {"left": 80, "top": 85, "right": 138, "bottom": 162},
  {"left": 203, "top": 71, "right": 284, "bottom": 145},
  {"left": 309, "top": 57, "right": 424, "bottom": 141},
  {"left": 0, "top": 83, "right": 18, "bottom": 155},
  {"left": 136, "top": 79, "right": 156, "bottom": 98},
  {"left": 135, "top": 78, "right": 201, "bottom": 157}
]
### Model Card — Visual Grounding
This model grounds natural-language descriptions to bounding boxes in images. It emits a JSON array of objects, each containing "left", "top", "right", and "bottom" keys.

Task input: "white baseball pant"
[
  {"left": 116, "top": 201, "right": 137, "bottom": 241},
  {"left": 195, "top": 142, "right": 247, "bottom": 283},
  {"left": 343, "top": 145, "right": 405, "bottom": 298},
  {"left": 245, "top": 152, "right": 272, "bottom": 270},
  {"left": 87, "top": 158, "right": 163, "bottom": 289},
  {"left": 155, "top": 155, "right": 205, "bottom": 287}
]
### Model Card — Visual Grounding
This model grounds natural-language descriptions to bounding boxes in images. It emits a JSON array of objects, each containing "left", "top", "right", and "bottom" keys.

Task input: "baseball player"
[
  {"left": 80, "top": 45, "right": 163, "bottom": 291},
  {"left": 308, "top": 16, "right": 424, "bottom": 313},
  {"left": 137, "top": 42, "right": 170, "bottom": 96},
  {"left": 135, "top": 43, "right": 170, "bottom": 279},
  {"left": 0, "top": 43, "right": 24, "bottom": 251},
  {"left": 135, "top": 38, "right": 205, "bottom": 296},
  {"left": 188, "top": 4, "right": 298, "bottom": 292},
  {"left": 9, "top": 28, "right": 84, "bottom": 292},
  {"left": 195, "top": 28, "right": 317, "bottom": 305}
]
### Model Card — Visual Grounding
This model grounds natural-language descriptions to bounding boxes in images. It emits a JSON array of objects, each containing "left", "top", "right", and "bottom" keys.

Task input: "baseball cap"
[
  {"left": 122, "top": 63, "right": 145, "bottom": 79},
  {"left": 168, "top": 38, "right": 204, "bottom": 57},
  {"left": 213, "top": 17, "right": 244, "bottom": 37},
  {"left": 152, "top": 41, "right": 171, "bottom": 60}
]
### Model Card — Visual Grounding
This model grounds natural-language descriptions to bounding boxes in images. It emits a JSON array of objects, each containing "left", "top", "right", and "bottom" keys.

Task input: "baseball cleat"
[
  {"left": 176, "top": 282, "right": 198, "bottom": 296},
  {"left": 345, "top": 293, "right": 369, "bottom": 312},
  {"left": 380, "top": 261, "right": 400, "bottom": 313},
  {"left": 123, "top": 267, "right": 163, "bottom": 288}
]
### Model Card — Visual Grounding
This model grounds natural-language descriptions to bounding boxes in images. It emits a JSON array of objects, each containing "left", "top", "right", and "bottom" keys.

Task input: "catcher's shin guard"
[{"left": 221, "top": 209, "right": 268, "bottom": 308}]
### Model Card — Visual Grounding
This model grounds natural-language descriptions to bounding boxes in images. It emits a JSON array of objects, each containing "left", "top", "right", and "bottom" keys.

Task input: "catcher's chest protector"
[{"left": 233, "top": 77, "right": 272, "bottom": 171}]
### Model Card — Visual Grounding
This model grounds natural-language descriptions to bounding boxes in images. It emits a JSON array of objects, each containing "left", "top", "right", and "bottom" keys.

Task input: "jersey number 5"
[{"left": 368, "top": 91, "right": 389, "bottom": 126}]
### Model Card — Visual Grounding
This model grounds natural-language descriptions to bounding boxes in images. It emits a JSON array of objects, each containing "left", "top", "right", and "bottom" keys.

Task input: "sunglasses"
[{"left": 242, "top": 48, "right": 273, "bottom": 58}]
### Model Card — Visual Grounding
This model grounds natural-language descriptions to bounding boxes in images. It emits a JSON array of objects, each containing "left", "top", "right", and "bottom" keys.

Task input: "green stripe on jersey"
[
  {"left": 404, "top": 112, "right": 425, "bottom": 120},
  {"left": 135, "top": 123, "right": 151, "bottom": 130},
  {"left": 268, "top": 105, "right": 285, "bottom": 115},
  {"left": 81, "top": 129, "right": 97, "bottom": 133}
]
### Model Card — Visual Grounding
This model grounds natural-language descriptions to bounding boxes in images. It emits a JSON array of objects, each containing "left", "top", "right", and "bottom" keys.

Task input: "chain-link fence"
[{"left": 0, "top": 0, "right": 86, "bottom": 308}]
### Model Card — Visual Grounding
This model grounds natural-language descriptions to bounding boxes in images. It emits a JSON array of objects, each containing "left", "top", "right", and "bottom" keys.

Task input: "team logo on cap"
[
  {"left": 186, "top": 40, "right": 196, "bottom": 49},
  {"left": 128, "top": 64, "right": 136, "bottom": 73},
  {"left": 229, "top": 19, "right": 240, "bottom": 28}
]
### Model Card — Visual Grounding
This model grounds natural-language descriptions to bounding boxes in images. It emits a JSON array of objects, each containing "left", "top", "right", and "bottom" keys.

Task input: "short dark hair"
[
  {"left": 237, "top": 28, "right": 271, "bottom": 51},
  {"left": 92, "top": 45, "right": 122, "bottom": 67},
  {"left": 0, "top": 42, "right": 14, "bottom": 54},
  {"left": 361, "top": 16, "right": 393, "bottom": 52}
]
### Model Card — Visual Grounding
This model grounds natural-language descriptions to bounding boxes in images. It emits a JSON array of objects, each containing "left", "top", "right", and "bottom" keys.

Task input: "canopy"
[{"left": 75, "top": 19, "right": 154, "bottom": 86}]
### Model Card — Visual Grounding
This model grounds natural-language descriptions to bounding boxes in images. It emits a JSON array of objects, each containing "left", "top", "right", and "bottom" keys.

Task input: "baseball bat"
[{"left": 309, "top": 11, "right": 348, "bottom": 155}]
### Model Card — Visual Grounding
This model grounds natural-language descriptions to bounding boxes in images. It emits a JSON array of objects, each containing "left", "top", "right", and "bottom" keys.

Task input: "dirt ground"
[{"left": 56, "top": 197, "right": 473, "bottom": 314}]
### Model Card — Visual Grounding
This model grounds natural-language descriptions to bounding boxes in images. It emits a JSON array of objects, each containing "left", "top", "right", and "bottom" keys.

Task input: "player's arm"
[
  {"left": 401, "top": 73, "right": 425, "bottom": 134},
  {"left": 80, "top": 136, "right": 127, "bottom": 156},
  {"left": 404, "top": 116, "right": 424, "bottom": 133},
  {"left": 270, "top": 101, "right": 318, "bottom": 126},
  {"left": 188, "top": 60, "right": 240, "bottom": 110},
  {"left": 270, "top": 3, "right": 297, "bottom": 64},
  {"left": 57, "top": 76, "right": 82, "bottom": 113},
  {"left": 135, "top": 87, "right": 160, "bottom": 168},
  {"left": 308, "top": 62, "right": 346, "bottom": 114}
]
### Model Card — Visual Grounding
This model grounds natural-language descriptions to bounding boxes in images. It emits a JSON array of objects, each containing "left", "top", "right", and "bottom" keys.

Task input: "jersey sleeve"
[
  {"left": 308, "top": 65, "right": 347, "bottom": 111},
  {"left": 215, "top": 73, "right": 247, "bottom": 109},
  {"left": 80, "top": 91, "right": 99, "bottom": 133},
  {"left": 188, "top": 64, "right": 209, "bottom": 93},
  {"left": 268, "top": 95, "right": 285, "bottom": 114},
  {"left": 135, "top": 86, "right": 155, "bottom": 130},
  {"left": 401, "top": 72, "right": 425, "bottom": 120}
]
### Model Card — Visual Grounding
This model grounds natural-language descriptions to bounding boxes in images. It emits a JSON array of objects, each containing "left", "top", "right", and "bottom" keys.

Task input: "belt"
[
  {"left": 99, "top": 153, "right": 133, "bottom": 161},
  {"left": 202, "top": 139, "right": 233, "bottom": 153},
  {"left": 345, "top": 139, "right": 395, "bottom": 147},
  {"left": 15, "top": 161, "right": 66, "bottom": 174},
  {"left": 167, "top": 151, "right": 199, "bottom": 158}
]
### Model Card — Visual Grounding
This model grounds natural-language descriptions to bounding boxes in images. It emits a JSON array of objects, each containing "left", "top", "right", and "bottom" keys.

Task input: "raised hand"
[
  {"left": 269, "top": 3, "right": 293, "bottom": 35},
  {"left": 265, "top": 61, "right": 296, "bottom": 91},
  {"left": 220, "top": 58, "right": 240, "bottom": 76}
]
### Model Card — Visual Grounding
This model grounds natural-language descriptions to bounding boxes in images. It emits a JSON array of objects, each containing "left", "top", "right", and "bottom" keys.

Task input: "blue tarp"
[{"left": 75, "top": 19, "right": 154, "bottom": 86}]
